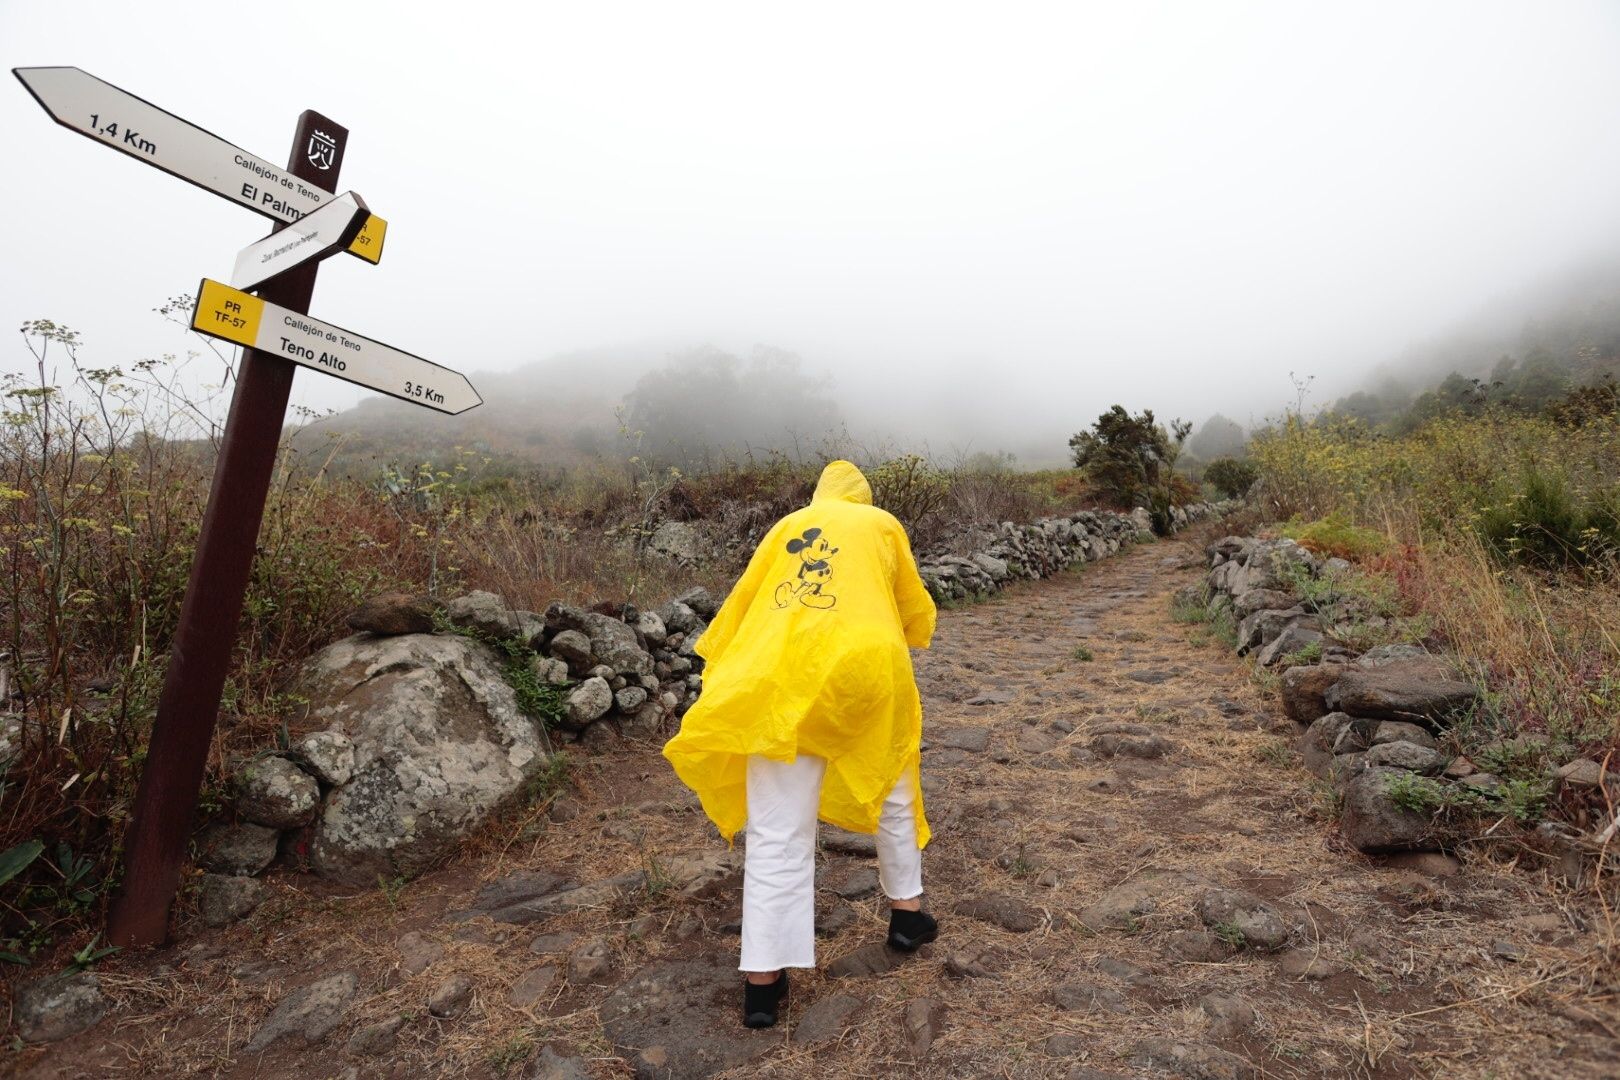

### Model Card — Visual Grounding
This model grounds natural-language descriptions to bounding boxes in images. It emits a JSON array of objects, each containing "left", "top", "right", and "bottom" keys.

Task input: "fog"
[{"left": 6, "top": 1, "right": 1620, "bottom": 464}]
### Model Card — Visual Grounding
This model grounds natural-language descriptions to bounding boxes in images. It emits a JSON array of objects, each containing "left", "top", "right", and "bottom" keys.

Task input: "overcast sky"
[{"left": 6, "top": 1, "right": 1620, "bottom": 452}]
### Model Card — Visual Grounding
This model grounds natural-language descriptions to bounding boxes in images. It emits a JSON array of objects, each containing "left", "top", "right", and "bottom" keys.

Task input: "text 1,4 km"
[
  {"left": 87, "top": 114, "right": 156, "bottom": 155},
  {"left": 404, "top": 381, "right": 444, "bottom": 405}
]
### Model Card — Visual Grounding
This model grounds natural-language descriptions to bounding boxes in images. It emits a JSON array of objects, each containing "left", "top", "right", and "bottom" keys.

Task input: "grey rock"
[
  {"left": 1299, "top": 712, "right": 1357, "bottom": 777},
  {"left": 1364, "top": 740, "right": 1442, "bottom": 773},
  {"left": 1051, "top": 979, "right": 1128, "bottom": 1013},
  {"left": 236, "top": 756, "right": 319, "bottom": 829},
  {"left": 1340, "top": 766, "right": 1440, "bottom": 853},
  {"left": 1236, "top": 607, "right": 1308, "bottom": 654},
  {"left": 1372, "top": 721, "right": 1438, "bottom": 750},
  {"left": 822, "top": 826, "right": 878, "bottom": 857},
  {"left": 14, "top": 972, "right": 106, "bottom": 1043},
  {"left": 565, "top": 676, "right": 614, "bottom": 728},
  {"left": 428, "top": 973, "right": 474, "bottom": 1018},
  {"left": 1277, "top": 947, "right": 1344, "bottom": 979},
  {"left": 827, "top": 942, "right": 905, "bottom": 978},
  {"left": 463, "top": 870, "right": 573, "bottom": 918},
  {"left": 648, "top": 520, "right": 703, "bottom": 564},
  {"left": 1195, "top": 888, "right": 1288, "bottom": 951},
  {"left": 569, "top": 937, "right": 612, "bottom": 982},
  {"left": 397, "top": 931, "right": 444, "bottom": 976},
  {"left": 531, "top": 1046, "right": 592, "bottom": 1080},
  {"left": 1255, "top": 623, "right": 1325, "bottom": 668},
  {"left": 445, "top": 590, "right": 522, "bottom": 639},
  {"left": 935, "top": 726, "right": 991, "bottom": 751},
  {"left": 346, "top": 1015, "right": 405, "bottom": 1056},
  {"left": 1090, "top": 732, "right": 1172, "bottom": 759},
  {"left": 1231, "top": 588, "right": 1300, "bottom": 618},
  {"left": 1198, "top": 993, "right": 1255, "bottom": 1038},
  {"left": 794, "top": 992, "right": 862, "bottom": 1044},
  {"left": 1077, "top": 871, "right": 1184, "bottom": 932},
  {"left": 295, "top": 729, "right": 355, "bottom": 787},
  {"left": 599, "top": 956, "right": 774, "bottom": 1079},
  {"left": 1356, "top": 643, "right": 1429, "bottom": 667},
  {"left": 966, "top": 689, "right": 1015, "bottom": 706},
  {"left": 196, "top": 821, "right": 281, "bottom": 876},
  {"left": 1165, "top": 930, "right": 1229, "bottom": 963},
  {"left": 1279, "top": 663, "right": 1346, "bottom": 725},
  {"left": 634, "top": 610, "right": 667, "bottom": 643},
  {"left": 548, "top": 629, "right": 593, "bottom": 671},
  {"left": 529, "top": 931, "right": 581, "bottom": 956},
  {"left": 200, "top": 873, "right": 266, "bottom": 927},
  {"left": 615, "top": 686, "right": 649, "bottom": 712},
  {"left": 1556, "top": 758, "right": 1608, "bottom": 789},
  {"left": 347, "top": 592, "right": 437, "bottom": 636},
  {"left": 1323, "top": 658, "right": 1479, "bottom": 723},
  {"left": 509, "top": 965, "right": 558, "bottom": 1008},
  {"left": 830, "top": 866, "right": 880, "bottom": 900},
  {"left": 296, "top": 633, "right": 550, "bottom": 886},
  {"left": 903, "top": 998, "right": 946, "bottom": 1059},
  {"left": 956, "top": 893, "right": 1044, "bottom": 932},
  {"left": 1125, "top": 669, "right": 1175, "bottom": 684},
  {"left": 1131, "top": 1038, "right": 1257, "bottom": 1080},
  {"left": 530, "top": 655, "right": 571, "bottom": 685},
  {"left": 246, "top": 971, "right": 359, "bottom": 1052},
  {"left": 582, "top": 613, "right": 654, "bottom": 676},
  {"left": 676, "top": 587, "right": 721, "bottom": 620},
  {"left": 659, "top": 600, "right": 701, "bottom": 635}
]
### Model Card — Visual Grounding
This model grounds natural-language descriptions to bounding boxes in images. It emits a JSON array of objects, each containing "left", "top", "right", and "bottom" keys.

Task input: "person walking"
[{"left": 662, "top": 459, "right": 939, "bottom": 1028}]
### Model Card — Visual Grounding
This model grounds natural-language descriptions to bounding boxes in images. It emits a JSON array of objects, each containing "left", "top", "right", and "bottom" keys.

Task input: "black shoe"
[
  {"left": 742, "top": 970, "right": 789, "bottom": 1028},
  {"left": 887, "top": 908, "right": 938, "bottom": 951}
]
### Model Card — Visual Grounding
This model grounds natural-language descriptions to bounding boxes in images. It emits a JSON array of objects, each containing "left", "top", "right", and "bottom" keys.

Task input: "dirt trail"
[{"left": 19, "top": 539, "right": 1617, "bottom": 1079}]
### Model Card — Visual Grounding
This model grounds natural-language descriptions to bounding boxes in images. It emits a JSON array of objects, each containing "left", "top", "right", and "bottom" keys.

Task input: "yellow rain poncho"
[{"left": 663, "top": 460, "right": 938, "bottom": 846}]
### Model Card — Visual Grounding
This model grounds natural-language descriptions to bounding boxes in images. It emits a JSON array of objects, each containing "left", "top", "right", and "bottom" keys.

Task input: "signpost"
[
  {"left": 12, "top": 66, "right": 481, "bottom": 946},
  {"left": 13, "top": 67, "right": 386, "bottom": 263},
  {"left": 231, "top": 192, "right": 371, "bottom": 290},
  {"left": 193, "top": 279, "right": 482, "bottom": 413}
]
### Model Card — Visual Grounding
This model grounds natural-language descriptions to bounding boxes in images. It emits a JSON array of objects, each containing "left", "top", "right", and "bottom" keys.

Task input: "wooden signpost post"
[{"left": 12, "top": 66, "right": 481, "bottom": 946}]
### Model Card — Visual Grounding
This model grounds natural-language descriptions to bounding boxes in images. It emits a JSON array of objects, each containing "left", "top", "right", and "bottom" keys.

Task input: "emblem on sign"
[{"left": 306, "top": 128, "right": 336, "bottom": 170}]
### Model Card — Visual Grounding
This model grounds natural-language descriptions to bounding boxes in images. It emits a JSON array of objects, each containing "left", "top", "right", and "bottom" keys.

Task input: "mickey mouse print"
[{"left": 774, "top": 527, "right": 839, "bottom": 609}]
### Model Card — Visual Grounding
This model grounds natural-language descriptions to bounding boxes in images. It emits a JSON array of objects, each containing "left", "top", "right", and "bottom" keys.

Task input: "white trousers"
[{"left": 739, "top": 753, "right": 923, "bottom": 972}]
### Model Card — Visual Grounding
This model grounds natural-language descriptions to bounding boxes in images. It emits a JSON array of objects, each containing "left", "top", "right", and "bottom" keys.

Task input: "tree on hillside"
[
  {"left": 1186, "top": 413, "right": 1246, "bottom": 461},
  {"left": 1068, "top": 405, "right": 1191, "bottom": 510},
  {"left": 624, "top": 346, "right": 841, "bottom": 468}
]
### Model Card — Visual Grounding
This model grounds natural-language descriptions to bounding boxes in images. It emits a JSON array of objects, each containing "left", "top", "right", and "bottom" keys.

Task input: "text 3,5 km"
[{"left": 88, "top": 114, "right": 156, "bottom": 155}]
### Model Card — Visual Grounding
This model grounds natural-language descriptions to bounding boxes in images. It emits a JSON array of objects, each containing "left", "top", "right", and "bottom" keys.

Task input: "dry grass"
[{"left": 11, "top": 540, "right": 1616, "bottom": 1077}]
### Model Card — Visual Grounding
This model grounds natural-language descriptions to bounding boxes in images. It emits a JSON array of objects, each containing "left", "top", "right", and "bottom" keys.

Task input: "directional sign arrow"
[
  {"left": 13, "top": 66, "right": 385, "bottom": 264},
  {"left": 190, "top": 279, "right": 481, "bottom": 414},
  {"left": 233, "top": 191, "right": 370, "bottom": 291}
]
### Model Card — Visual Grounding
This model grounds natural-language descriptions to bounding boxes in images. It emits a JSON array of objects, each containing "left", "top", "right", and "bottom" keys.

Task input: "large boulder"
[
  {"left": 1323, "top": 658, "right": 1479, "bottom": 726},
  {"left": 293, "top": 633, "right": 548, "bottom": 885}
]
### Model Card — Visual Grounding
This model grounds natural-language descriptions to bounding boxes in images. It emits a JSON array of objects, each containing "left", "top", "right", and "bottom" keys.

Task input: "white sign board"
[
  {"left": 13, "top": 66, "right": 385, "bottom": 263},
  {"left": 191, "top": 279, "right": 481, "bottom": 415},
  {"left": 232, "top": 192, "right": 369, "bottom": 291}
]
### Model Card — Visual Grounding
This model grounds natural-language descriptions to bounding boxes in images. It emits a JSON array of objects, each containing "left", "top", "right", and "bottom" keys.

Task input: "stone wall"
[
  {"left": 1191, "top": 534, "right": 1615, "bottom": 858},
  {"left": 918, "top": 502, "right": 1227, "bottom": 603}
]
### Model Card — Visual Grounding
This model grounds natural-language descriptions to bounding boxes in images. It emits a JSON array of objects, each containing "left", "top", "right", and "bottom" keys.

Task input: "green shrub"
[
  {"left": 1280, "top": 513, "right": 1388, "bottom": 561},
  {"left": 1475, "top": 465, "right": 1620, "bottom": 569},
  {"left": 1204, "top": 457, "right": 1258, "bottom": 500}
]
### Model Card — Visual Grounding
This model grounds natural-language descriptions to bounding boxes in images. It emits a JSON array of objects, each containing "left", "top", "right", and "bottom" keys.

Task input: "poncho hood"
[{"left": 813, "top": 460, "right": 873, "bottom": 505}]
